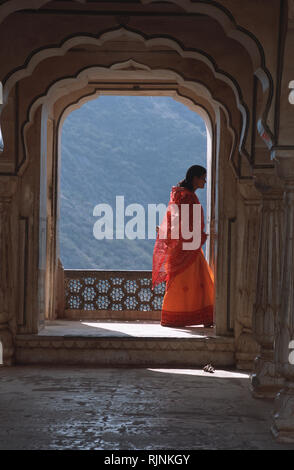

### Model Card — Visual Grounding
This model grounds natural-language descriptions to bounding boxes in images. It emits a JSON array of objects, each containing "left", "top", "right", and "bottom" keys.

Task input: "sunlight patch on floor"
[
  {"left": 81, "top": 321, "right": 210, "bottom": 338},
  {"left": 148, "top": 368, "right": 250, "bottom": 379}
]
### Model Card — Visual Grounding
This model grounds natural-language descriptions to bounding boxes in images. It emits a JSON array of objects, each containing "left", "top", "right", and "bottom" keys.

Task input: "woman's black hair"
[{"left": 177, "top": 165, "right": 207, "bottom": 191}]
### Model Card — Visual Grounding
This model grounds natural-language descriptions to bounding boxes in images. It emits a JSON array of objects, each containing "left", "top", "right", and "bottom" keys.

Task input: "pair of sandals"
[{"left": 203, "top": 363, "right": 215, "bottom": 373}]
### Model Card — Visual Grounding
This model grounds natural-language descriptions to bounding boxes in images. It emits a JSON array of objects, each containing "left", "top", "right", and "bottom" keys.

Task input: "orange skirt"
[{"left": 161, "top": 249, "right": 214, "bottom": 327}]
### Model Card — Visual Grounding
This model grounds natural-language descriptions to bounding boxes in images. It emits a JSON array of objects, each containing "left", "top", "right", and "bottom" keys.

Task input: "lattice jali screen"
[{"left": 64, "top": 270, "right": 165, "bottom": 311}]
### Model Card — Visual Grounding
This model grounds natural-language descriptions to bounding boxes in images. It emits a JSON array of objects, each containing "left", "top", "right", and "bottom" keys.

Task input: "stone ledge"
[
  {"left": 15, "top": 335, "right": 235, "bottom": 350},
  {"left": 14, "top": 335, "right": 235, "bottom": 367},
  {"left": 59, "top": 309, "right": 161, "bottom": 321}
]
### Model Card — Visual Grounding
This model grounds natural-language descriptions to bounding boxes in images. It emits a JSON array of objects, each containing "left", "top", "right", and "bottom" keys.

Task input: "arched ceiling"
[
  {"left": 0, "top": 0, "right": 281, "bottom": 175},
  {"left": 19, "top": 62, "right": 237, "bottom": 173},
  {"left": 13, "top": 33, "right": 243, "bottom": 176}
]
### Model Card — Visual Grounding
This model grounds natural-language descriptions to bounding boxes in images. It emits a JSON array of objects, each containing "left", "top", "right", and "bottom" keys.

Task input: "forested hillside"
[{"left": 60, "top": 96, "right": 207, "bottom": 270}]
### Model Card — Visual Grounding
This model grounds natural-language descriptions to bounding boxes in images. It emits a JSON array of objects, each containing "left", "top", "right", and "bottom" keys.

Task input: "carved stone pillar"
[
  {"left": 235, "top": 181, "right": 261, "bottom": 370},
  {"left": 271, "top": 152, "right": 294, "bottom": 442},
  {"left": 250, "top": 170, "right": 285, "bottom": 398},
  {"left": 0, "top": 177, "right": 18, "bottom": 365}
]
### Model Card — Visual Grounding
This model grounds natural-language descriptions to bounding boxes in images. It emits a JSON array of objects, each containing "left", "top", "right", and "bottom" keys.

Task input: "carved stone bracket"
[{"left": 0, "top": 176, "right": 18, "bottom": 365}]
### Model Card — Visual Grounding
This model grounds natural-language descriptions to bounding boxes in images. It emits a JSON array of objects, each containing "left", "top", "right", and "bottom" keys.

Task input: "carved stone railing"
[{"left": 61, "top": 269, "right": 165, "bottom": 320}]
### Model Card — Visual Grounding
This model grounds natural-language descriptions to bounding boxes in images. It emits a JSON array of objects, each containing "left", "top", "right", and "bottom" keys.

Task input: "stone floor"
[{"left": 1, "top": 365, "right": 294, "bottom": 450}]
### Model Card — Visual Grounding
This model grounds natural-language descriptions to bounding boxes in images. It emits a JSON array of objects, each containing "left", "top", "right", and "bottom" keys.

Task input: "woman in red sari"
[{"left": 152, "top": 165, "right": 214, "bottom": 327}]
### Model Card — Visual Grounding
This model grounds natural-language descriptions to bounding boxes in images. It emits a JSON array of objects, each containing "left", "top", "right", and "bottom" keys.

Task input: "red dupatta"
[{"left": 152, "top": 186, "right": 206, "bottom": 289}]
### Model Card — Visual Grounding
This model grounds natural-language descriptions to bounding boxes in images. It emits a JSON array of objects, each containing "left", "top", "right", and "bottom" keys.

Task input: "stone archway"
[
  {"left": 1, "top": 0, "right": 294, "bottom": 443},
  {"left": 0, "top": 7, "right": 264, "bottom": 369},
  {"left": 0, "top": 1, "right": 274, "bottom": 363},
  {"left": 55, "top": 89, "right": 214, "bottom": 323},
  {"left": 39, "top": 66, "right": 220, "bottom": 332}
]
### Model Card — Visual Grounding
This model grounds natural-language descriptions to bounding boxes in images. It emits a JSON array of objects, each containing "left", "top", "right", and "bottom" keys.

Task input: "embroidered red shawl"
[{"left": 152, "top": 186, "right": 206, "bottom": 289}]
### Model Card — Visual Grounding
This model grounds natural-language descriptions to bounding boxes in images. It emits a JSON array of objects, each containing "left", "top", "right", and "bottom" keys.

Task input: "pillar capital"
[
  {"left": 0, "top": 176, "right": 18, "bottom": 201},
  {"left": 271, "top": 149, "right": 294, "bottom": 186},
  {"left": 252, "top": 168, "right": 284, "bottom": 198},
  {"left": 238, "top": 179, "right": 262, "bottom": 203}
]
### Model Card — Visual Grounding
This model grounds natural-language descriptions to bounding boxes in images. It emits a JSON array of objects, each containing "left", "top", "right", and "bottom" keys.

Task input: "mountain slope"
[{"left": 60, "top": 95, "right": 207, "bottom": 270}]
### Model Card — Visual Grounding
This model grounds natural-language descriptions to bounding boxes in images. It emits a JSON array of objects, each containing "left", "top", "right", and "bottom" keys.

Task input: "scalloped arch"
[
  {"left": 0, "top": 0, "right": 274, "bottom": 145},
  {"left": 3, "top": 27, "right": 244, "bottom": 154},
  {"left": 20, "top": 62, "right": 236, "bottom": 175},
  {"left": 58, "top": 90, "right": 101, "bottom": 131},
  {"left": 57, "top": 85, "right": 213, "bottom": 142},
  {"left": 141, "top": 0, "right": 268, "bottom": 71},
  {"left": 0, "top": 0, "right": 275, "bottom": 73},
  {"left": 141, "top": 0, "right": 274, "bottom": 143},
  {"left": 2, "top": 26, "right": 248, "bottom": 114},
  {"left": 0, "top": 0, "right": 85, "bottom": 24}
]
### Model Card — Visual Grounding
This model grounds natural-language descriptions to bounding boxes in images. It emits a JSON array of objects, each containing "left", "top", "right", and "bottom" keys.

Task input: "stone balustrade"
[{"left": 60, "top": 269, "right": 165, "bottom": 320}]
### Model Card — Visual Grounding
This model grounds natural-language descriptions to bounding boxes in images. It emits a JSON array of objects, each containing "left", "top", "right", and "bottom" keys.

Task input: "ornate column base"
[
  {"left": 0, "top": 324, "right": 14, "bottom": 366},
  {"left": 250, "top": 351, "right": 285, "bottom": 398},
  {"left": 272, "top": 383, "right": 294, "bottom": 443},
  {"left": 235, "top": 330, "right": 260, "bottom": 371}
]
